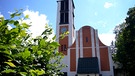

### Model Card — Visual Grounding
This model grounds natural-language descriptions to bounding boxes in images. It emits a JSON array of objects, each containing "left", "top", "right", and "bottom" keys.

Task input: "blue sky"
[{"left": 0, "top": 0, "right": 135, "bottom": 45}]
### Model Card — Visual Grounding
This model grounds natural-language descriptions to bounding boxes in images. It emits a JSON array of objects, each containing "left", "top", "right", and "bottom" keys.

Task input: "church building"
[{"left": 56, "top": 0, "right": 114, "bottom": 76}]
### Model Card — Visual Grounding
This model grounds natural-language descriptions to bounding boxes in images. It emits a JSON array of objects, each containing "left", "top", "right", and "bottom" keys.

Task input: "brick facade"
[{"left": 56, "top": 0, "right": 114, "bottom": 76}]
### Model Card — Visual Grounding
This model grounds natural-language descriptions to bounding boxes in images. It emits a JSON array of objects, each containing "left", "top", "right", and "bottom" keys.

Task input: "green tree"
[
  {"left": 0, "top": 10, "right": 65, "bottom": 76},
  {"left": 114, "top": 6, "right": 135, "bottom": 76}
]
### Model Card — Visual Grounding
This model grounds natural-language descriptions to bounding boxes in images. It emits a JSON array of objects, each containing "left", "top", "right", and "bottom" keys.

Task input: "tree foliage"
[
  {"left": 114, "top": 6, "right": 135, "bottom": 75},
  {"left": 0, "top": 10, "right": 65, "bottom": 76}
]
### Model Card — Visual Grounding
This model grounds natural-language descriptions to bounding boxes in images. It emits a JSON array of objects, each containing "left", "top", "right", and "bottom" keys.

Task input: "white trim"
[
  {"left": 70, "top": 46, "right": 108, "bottom": 49},
  {"left": 99, "top": 46, "right": 109, "bottom": 48},
  {"left": 108, "top": 47, "right": 114, "bottom": 76},
  {"left": 68, "top": 0, "right": 73, "bottom": 46},
  {"left": 69, "top": 72, "right": 76, "bottom": 76},
  {"left": 68, "top": 0, "right": 71, "bottom": 74},
  {"left": 91, "top": 27, "right": 95, "bottom": 57},
  {"left": 59, "top": 24, "right": 69, "bottom": 26},
  {"left": 80, "top": 28, "right": 83, "bottom": 58},
  {"left": 56, "top": 1, "right": 60, "bottom": 43},
  {"left": 78, "top": 74, "right": 99, "bottom": 76},
  {"left": 68, "top": 48, "right": 70, "bottom": 76},
  {"left": 76, "top": 31, "right": 79, "bottom": 72},
  {"left": 95, "top": 30, "right": 101, "bottom": 73},
  {"left": 70, "top": 48, "right": 76, "bottom": 49},
  {"left": 61, "top": 56, "right": 68, "bottom": 72},
  {"left": 70, "top": 47, "right": 92, "bottom": 49},
  {"left": 101, "top": 71, "right": 113, "bottom": 76}
]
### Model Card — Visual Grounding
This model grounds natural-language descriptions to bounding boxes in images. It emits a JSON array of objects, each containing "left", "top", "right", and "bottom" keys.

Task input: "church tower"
[{"left": 56, "top": 0, "right": 75, "bottom": 55}]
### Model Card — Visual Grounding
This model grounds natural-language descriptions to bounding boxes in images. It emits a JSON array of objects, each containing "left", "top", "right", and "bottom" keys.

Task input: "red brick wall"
[
  {"left": 100, "top": 47, "right": 110, "bottom": 71},
  {"left": 70, "top": 49, "right": 76, "bottom": 71},
  {"left": 78, "top": 30, "right": 80, "bottom": 58},
  {"left": 99, "top": 39, "right": 106, "bottom": 46},
  {"left": 59, "top": 26, "right": 69, "bottom": 55},
  {"left": 59, "top": 36, "right": 68, "bottom": 55},
  {"left": 70, "top": 40, "right": 76, "bottom": 48},
  {"left": 82, "top": 26, "right": 92, "bottom": 47},
  {"left": 83, "top": 48, "right": 92, "bottom": 57},
  {"left": 94, "top": 30, "right": 97, "bottom": 57},
  {"left": 79, "top": 49, "right": 80, "bottom": 58}
]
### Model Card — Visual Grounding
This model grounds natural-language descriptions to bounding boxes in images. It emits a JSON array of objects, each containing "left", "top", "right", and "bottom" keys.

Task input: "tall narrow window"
[
  {"left": 65, "top": 13, "right": 68, "bottom": 23},
  {"left": 60, "top": 0, "right": 69, "bottom": 24},
  {"left": 60, "top": 0, "right": 68, "bottom": 11},
  {"left": 61, "top": 45, "right": 63, "bottom": 51},
  {"left": 64, "top": 45, "right": 67, "bottom": 51},
  {"left": 61, "top": 1, "right": 64, "bottom": 11},
  {"left": 61, "top": 45, "right": 67, "bottom": 51},
  {"left": 60, "top": 13, "right": 64, "bottom": 23},
  {"left": 65, "top": 1, "right": 69, "bottom": 10},
  {"left": 86, "top": 37, "right": 88, "bottom": 42},
  {"left": 60, "top": 13, "right": 68, "bottom": 24}
]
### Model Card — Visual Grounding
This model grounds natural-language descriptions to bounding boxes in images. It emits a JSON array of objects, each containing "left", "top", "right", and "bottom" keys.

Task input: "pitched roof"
[{"left": 77, "top": 57, "right": 99, "bottom": 74}]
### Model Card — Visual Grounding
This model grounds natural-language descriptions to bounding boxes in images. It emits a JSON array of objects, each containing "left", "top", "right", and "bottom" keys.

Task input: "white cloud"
[
  {"left": 104, "top": 2, "right": 113, "bottom": 8},
  {"left": 0, "top": 12, "right": 3, "bottom": 17},
  {"left": 23, "top": 9, "right": 50, "bottom": 38},
  {"left": 99, "top": 33, "right": 115, "bottom": 46},
  {"left": 7, "top": 25, "right": 12, "bottom": 30},
  {"left": 0, "top": 12, "right": 12, "bottom": 30},
  {"left": 2, "top": 10, "right": 54, "bottom": 40},
  {"left": 8, "top": 11, "right": 13, "bottom": 14}
]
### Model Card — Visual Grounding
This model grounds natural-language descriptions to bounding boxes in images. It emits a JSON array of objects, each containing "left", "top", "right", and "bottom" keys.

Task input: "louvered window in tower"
[
  {"left": 60, "top": 13, "right": 68, "bottom": 24},
  {"left": 60, "top": 0, "right": 68, "bottom": 11},
  {"left": 60, "top": 0, "right": 69, "bottom": 24}
]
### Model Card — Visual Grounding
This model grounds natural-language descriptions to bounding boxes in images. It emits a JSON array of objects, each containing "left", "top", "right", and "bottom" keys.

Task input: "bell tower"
[{"left": 56, "top": 0, "right": 75, "bottom": 55}]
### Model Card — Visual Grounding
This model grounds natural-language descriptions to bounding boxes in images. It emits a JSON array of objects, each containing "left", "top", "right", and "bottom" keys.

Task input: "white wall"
[
  {"left": 69, "top": 72, "right": 76, "bottom": 76},
  {"left": 61, "top": 56, "right": 69, "bottom": 72},
  {"left": 78, "top": 74, "right": 99, "bottom": 76},
  {"left": 101, "top": 71, "right": 113, "bottom": 76}
]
